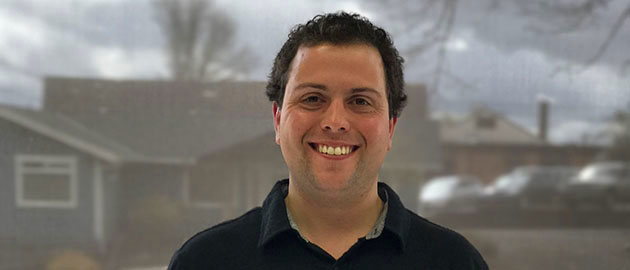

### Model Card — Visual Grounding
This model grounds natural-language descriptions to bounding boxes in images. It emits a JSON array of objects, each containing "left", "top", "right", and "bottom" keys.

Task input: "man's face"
[{"left": 273, "top": 43, "right": 397, "bottom": 197}]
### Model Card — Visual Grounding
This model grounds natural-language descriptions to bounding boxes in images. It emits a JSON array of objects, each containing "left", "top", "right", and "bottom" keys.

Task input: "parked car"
[
  {"left": 417, "top": 175, "right": 485, "bottom": 216},
  {"left": 480, "top": 166, "right": 577, "bottom": 212},
  {"left": 561, "top": 161, "right": 630, "bottom": 211}
]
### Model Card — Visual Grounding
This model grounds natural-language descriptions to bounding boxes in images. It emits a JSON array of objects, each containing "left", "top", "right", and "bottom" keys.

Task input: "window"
[{"left": 15, "top": 155, "right": 78, "bottom": 208}]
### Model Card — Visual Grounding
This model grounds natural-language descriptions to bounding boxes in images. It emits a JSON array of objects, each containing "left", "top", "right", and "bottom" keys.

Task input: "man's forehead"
[
  {"left": 288, "top": 44, "right": 385, "bottom": 86},
  {"left": 290, "top": 43, "right": 380, "bottom": 67}
]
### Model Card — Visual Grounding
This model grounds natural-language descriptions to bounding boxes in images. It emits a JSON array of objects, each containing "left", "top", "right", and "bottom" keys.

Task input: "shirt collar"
[
  {"left": 259, "top": 179, "right": 410, "bottom": 251},
  {"left": 378, "top": 181, "right": 410, "bottom": 250},
  {"left": 258, "top": 179, "right": 292, "bottom": 248},
  {"left": 364, "top": 192, "right": 388, "bottom": 240},
  {"left": 287, "top": 190, "right": 388, "bottom": 241}
]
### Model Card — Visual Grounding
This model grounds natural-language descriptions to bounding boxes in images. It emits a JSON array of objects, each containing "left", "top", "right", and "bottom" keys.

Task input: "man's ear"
[
  {"left": 273, "top": 102, "right": 281, "bottom": 145},
  {"left": 387, "top": 117, "right": 398, "bottom": 151}
]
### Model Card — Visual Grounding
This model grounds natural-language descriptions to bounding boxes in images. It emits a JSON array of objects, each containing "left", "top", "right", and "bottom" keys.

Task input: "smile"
[{"left": 308, "top": 143, "right": 359, "bottom": 156}]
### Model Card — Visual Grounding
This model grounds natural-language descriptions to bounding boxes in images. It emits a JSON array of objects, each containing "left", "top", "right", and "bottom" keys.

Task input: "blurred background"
[{"left": 0, "top": 0, "right": 629, "bottom": 269}]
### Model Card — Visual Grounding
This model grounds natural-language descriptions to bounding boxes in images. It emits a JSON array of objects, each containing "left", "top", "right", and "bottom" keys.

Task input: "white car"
[
  {"left": 562, "top": 161, "right": 630, "bottom": 211},
  {"left": 480, "top": 166, "right": 577, "bottom": 212},
  {"left": 418, "top": 175, "right": 484, "bottom": 216}
]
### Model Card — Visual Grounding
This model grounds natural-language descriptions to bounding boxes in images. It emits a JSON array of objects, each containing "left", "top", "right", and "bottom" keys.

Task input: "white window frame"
[{"left": 15, "top": 154, "right": 78, "bottom": 209}]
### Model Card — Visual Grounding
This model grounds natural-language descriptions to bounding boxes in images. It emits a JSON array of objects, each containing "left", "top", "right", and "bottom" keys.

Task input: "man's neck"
[{"left": 285, "top": 181, "right": 383, "bottom": 259}]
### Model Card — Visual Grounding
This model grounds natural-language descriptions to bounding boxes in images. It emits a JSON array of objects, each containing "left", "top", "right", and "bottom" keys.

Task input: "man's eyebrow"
[
  {"left": 294, "top": 83, "right": 327, "bottom": 91},
  {"left": 351, "top": 87, "right": 383, "bottom": 98}
]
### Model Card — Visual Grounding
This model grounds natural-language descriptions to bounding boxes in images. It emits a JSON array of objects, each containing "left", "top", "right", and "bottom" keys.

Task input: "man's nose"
[{"left": 320, "top": 99, "right": 349, "bottom": 132}]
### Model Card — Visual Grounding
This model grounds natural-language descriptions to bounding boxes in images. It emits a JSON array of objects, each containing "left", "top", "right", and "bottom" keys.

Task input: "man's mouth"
[{"left": 308, "top": 143, "right": 359, "bottom": 156}]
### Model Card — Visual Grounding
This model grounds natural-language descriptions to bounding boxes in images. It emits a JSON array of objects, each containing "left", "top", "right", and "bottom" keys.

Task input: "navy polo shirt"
[{"left": 168, "top": 179, "right": 488, "bottom": 270}]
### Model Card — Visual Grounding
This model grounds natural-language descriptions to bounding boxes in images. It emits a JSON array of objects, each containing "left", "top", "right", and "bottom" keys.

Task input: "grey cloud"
[
  {"left": 456, "top": 0, "right": 630, "bottom": 71},
  {"left": 3, "top": 0, "right": 163, "bottom": 50}
]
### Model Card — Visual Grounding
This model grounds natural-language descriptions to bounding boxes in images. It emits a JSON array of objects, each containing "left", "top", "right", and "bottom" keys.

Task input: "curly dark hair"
[{"left": 266, "top": 12, "right": 407, "bottom": 118}]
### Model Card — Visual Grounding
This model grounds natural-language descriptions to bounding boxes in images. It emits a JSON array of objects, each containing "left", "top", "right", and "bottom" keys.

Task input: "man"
[{"left": 169, "top": 12, "right": 488, "bottom": 269}]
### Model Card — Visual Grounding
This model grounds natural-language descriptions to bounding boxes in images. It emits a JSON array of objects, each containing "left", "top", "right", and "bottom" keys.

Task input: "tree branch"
[
  {"left": 430, "top": 0, "right": 458, "bottom": 94},
  {"left": 582, "top": 2, "right": 630, "bottom": 68}
]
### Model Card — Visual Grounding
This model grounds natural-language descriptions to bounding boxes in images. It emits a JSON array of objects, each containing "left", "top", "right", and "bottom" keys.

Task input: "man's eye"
[
  {"left": 353, "top": 98, "right": 370, "bottom": 106},
  {"left": 303, "top": 96, "right": 321, "bottom": 103}
]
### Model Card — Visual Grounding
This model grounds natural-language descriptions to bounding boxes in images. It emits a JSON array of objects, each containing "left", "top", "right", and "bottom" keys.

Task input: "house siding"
[
  {"left": 118, "top": 163, "right": 188, "bottom": 234},
  {"left": 109, "top": 163, "right": 205, "bottom": 266},
  {"left": 193, "top": 133, "right": 288, "bottom": 224},
  {"left": 0, "top": 117, "right": 99, "bottom": 249}
]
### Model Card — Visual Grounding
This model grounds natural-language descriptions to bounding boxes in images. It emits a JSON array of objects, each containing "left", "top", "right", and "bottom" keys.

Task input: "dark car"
[
  {"left": 562, "top": 161, "right": 630, "bottom": 211},
  {"left": 417, "top": 175, "right": 485, "bottom": 217},
  {"left": 480, "top": 166, "right": 577, "bottom": 212}
]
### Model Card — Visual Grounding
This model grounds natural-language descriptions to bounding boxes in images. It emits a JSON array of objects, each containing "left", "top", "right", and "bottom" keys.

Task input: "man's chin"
[{"left": 310, "top": 171, "right": 357, "bottom": 192}]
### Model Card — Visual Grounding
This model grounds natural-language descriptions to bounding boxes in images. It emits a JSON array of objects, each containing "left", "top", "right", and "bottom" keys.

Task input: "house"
[
  {"left": 0, "top": 77, "right": 441, "bottom": 268},
  {"left": 0, "top": 104, "right": 136, "bottom": 269},
  {"left": 438, "top": 106, "right": 603, "bottom": 183}
]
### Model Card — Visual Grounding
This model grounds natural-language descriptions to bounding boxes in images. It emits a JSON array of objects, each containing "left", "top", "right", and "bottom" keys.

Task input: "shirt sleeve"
[
  {"left": 167, "top": 248, "right": 183, "bottom": 270},
  {"left": 453, "top": 232, "right": 490, "bottom": 270},
  {"left": 466, "top": 238, "right": 490, "bottom": 270},
  {"left": 471, "top": 247, "right": 490, "bottom": 270}
]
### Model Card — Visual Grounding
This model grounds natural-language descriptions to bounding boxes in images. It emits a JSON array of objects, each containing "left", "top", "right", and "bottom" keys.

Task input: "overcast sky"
[{"left": 0, "top": 0, "right": 628, "bottom": 145}]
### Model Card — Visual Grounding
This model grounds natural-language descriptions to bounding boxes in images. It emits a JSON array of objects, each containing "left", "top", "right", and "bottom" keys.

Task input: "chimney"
[{"left": 537, "top": 95, "right": 551, "bottom": 143}]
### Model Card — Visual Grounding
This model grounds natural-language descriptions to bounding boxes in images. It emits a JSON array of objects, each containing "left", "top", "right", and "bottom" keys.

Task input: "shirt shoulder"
[
  {"left": 404, "top": 210, "right": 489, "bottom": 270},
  {"left": 168, "top": 207, "right": 262, "bottom": 270}
]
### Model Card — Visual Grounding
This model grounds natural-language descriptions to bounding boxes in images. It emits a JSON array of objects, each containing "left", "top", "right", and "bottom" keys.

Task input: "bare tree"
[
  {"left": 368, "top": 0, "right": 630, "bottom": 93},
  {"left": 369, "top": 0, "right": 460, "bottom": 94},
  {"left": 516, "top": 0, "right": 630, "bottom": 75},
  {"left": 153, "top": 0, "right": 256, "bottom": 82}
]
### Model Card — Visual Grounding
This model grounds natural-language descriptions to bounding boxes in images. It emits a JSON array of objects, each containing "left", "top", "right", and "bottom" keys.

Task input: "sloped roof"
[
  {"left": 439, "top": 106, "right": 543, "bottom": 145},
  {"left": 0, "top": 104, "right": 142, "bottom": 163},
  {"left": 200, "top": 130, "right": 285, "bottom": 164},
  {"left": 41, "top": 77, "right": 273, "bottom": 161}
]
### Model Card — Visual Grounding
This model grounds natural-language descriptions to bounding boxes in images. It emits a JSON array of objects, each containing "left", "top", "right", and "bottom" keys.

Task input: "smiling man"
[{"left": 169, "top": 12, "right": 488, "bottom": 269}]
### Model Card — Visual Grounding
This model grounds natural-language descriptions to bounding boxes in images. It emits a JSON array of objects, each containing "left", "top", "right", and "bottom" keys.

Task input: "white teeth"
[{"left": 316, "top": 144, "right": 354, "bottom": 156}]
